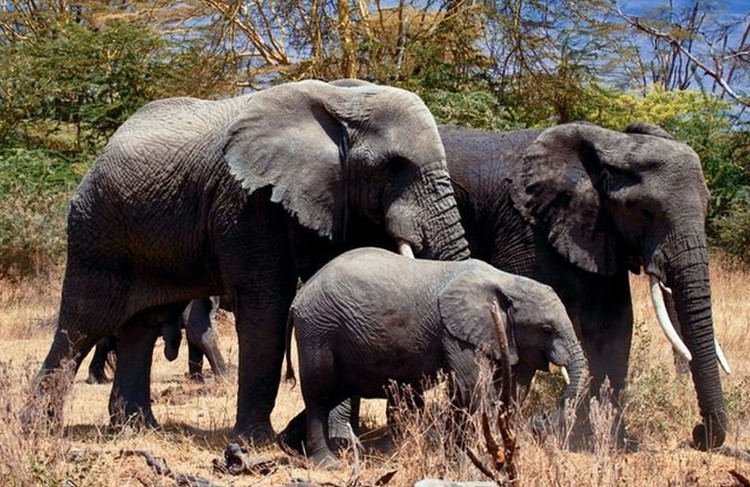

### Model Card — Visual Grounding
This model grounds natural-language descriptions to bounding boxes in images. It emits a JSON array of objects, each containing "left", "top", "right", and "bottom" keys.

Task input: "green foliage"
[
  {"left": 0, "top": 19, "right": 228, "bottom": 154},
  {"left": 0, "top": 149, "right": 83, "bottom": 278},
  {"left": 405, "top": 81, "right": 522, "bottom": 131}
]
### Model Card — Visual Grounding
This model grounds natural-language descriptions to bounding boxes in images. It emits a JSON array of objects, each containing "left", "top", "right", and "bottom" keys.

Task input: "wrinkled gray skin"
[
  {"left": 440, "top": 122, "right": 726, "bottom": 450},
  {"left": 85, "top": 297, "right": 228, "bottom": 384},
  {"left": 284, "top": 247, "right": 587, "bottom": 468},
  {"left": 24, "top": 80, "right": 470, "bottom": 442}
]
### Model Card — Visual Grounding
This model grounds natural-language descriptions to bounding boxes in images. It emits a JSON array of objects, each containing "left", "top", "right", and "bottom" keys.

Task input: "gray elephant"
[
  {"left": 24, "top": 80, "right": 470, "bottom": 442},
  {"left": 283, "top": 247, "right": 588, "bottom": 468},
  {"left": 85, "top": 297, "right": 228, "bottom": 384},
  {"left": 439, "top": 121, "right": 727, "bottom": 450}
]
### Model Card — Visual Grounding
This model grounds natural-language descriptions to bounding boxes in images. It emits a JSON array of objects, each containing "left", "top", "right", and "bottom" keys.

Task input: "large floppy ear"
[
  {"left": 438, "top": 264, "right": 519, "bottom": 366},
  {"left": 509, "top": 122, "right": 641, "bottom": 275},
  {"left": 224, "top": 80, "right": 357, "bottom": 240}
]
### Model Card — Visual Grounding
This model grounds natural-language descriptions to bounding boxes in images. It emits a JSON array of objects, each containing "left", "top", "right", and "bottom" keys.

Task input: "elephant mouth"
[{"left": 646, "top": 272, "right": 730, "bottom": 374}]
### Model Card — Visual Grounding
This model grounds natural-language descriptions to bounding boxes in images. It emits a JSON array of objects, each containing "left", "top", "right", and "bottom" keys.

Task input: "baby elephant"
[{"left": 284, "top": 247, "right": 588, "bottom": 467}]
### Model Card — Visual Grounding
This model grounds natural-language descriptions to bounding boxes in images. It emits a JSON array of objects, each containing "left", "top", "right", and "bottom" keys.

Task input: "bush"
[{"left": 0, "top": 149, "right": 83, "bottom": 278}]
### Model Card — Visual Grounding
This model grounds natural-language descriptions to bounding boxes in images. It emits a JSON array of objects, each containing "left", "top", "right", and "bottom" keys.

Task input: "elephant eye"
[{"left": 541, "top": 324, "right": 554, "bottom": 335}]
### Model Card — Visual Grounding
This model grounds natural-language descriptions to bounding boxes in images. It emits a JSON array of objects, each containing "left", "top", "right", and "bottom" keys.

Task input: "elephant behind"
[
  {"left": 284, "top": 247, "right": 588, "bottom": 468},
  {"left": 442, "top": 122, "right": 727, "bottom": 450},
  {"left": 24, "top": 80, "right": 470, "bottom": 442}
]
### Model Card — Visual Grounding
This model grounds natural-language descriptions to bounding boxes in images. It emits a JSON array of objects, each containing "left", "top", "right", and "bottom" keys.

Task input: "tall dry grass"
[{"left": 0, "top": 255, "right": 748, "bottom": 486}]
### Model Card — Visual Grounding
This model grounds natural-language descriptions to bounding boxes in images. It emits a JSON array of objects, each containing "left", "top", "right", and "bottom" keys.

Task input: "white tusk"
[
  {"left": 560, "top": 366, "right": 570, "bottom": 385},
  {"left": 659, "top": 281, "right": 673, "bottom": 295},
  {"left": 650, "top": 275, "right": 692, "bottom": 362},
  {"left": 715, "top": 338, "right": 731, "bottom": 374},
  {"left": 397, "top": 240, "right": 415, "bottom": 259}
]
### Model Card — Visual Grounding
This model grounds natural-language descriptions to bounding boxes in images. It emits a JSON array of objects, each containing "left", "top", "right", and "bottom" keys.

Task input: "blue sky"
[{"left": 618, "top": 0, "right": 749, "bottom": 17}]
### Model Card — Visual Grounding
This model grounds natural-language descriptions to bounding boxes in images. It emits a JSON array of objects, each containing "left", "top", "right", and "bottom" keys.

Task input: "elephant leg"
[
  {"left": 185, "top": 298, "right": 228, "bottom": 381},
  {"left": 23, "top": 282, "right": 110, "bottom": 430},
  {"left": 232, "top": 283, "right": 296, "bottom": 443},
  {"left": 278, "top": 409, "right": 307, "bottom": 454},
  {"left": 329, "top": 396, "right": 361, "bottom": 440},
  {"left": 296, "top": 339, "right": 344, "bottom": 468},
  {"left": 187, "top": 341, "right": 206, "bottom": 383},
  {"left": 306, "top": 404, "right": 340, "bottom": 469},
  {"left": 279, "top": 396, "right": 362, "bottom": 456},
  {"left": 86, "top": 336, "right": 116, "bottom": 384},
  {"left": 109, "top": 318, "right": 161, "bottom": 429},
  {"left": 579, "top": 273, "right": 635, "bottom": 451}
]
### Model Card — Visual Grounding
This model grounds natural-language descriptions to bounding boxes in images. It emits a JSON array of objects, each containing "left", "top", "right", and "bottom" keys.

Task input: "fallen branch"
[
  {"left": 729, "top": 469, "right": 750, "bottom": 487},
  {"left": 716, "top": 446, "right": 750, "bottom": 464},
  {"left": 211, "top": 442, "right": 279, "bottom": 476},
  {"left": 119, "top": 449, "right": 222, "bottom": 487}
]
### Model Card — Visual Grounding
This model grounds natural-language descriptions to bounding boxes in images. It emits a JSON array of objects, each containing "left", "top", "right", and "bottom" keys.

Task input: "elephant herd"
[{"left": 22, "top": 78, "right": 729, "bottom": 466}]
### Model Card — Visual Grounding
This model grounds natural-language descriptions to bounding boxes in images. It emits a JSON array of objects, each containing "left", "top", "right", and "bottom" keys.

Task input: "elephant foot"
[
  {"left": 231, "top": 421, "right": 276, "bottom": 446},
  {"left": 277, "top": 412, "right": 306, "bottom": 455},
  {"left": 18, "top": 400, "right": 63, "bottom": 435},
  {"left": 692, "top": 420, "right": 726, "bottom": 451},
  {"left": 109, "top": 412, "right": 161, "bottom": 432},
  {"left": 109, "top": 400, "right": 161, "bottom": 431},
  {"left": 85, "top": 373, "right": 110, "bottom": 385},
  {"left": 314, "top": 453, "right": 342, "bottom": 470},
  {"left": 188, "top": 372, "right": 206, "bottom": 384}
]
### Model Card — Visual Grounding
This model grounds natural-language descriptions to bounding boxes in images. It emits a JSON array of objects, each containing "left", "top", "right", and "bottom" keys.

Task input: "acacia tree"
[{"left": 0, "top": 1, "right": 229, "bottom": 151}]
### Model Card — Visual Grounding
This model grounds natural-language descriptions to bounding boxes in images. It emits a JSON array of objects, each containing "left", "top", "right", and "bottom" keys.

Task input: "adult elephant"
[
  {"left": 24, "top": 80, "right": 470, "bottom": 443},
  {"left": 441, "top": 121, "right": 727, "bottom": 450}
]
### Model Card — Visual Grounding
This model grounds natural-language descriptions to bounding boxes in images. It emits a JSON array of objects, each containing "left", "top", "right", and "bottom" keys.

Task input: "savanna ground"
[{"left": 0, "top": 255, "right": 749, "bottom": 487}]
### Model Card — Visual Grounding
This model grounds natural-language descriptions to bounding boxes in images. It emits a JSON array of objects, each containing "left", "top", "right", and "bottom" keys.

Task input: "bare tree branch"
[{"left": 616, "top": 6, "right": 750, "bottom": 107}]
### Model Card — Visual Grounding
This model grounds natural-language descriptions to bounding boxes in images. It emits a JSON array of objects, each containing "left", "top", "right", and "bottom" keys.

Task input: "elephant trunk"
[
  {"left": 652, "top": 233, "right": 727, "bottom": 450},
  {"left": 419, "top": 168, "right": 470, "bottom": 261},
  {"left": 556, "top": 330, "right": 589, "bottom": 404}
]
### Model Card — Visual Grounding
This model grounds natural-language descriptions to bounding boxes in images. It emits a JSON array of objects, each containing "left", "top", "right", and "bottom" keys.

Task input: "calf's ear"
[{"left": 438, "top": 265, "right": 519, "bottom": 366}]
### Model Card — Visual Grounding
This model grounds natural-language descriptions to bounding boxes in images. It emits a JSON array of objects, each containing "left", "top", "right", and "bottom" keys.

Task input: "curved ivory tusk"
[
  {"left": 397, "top": 240, "right": 415, "bottom": 259},
  {"left": 560, "top": 366, "right": 570, "bottom": 385},
  {"left": 650, "top": 275, "right": 692, "bottom": 362},
  {"left": 659, "top": 280, "right": 673, "bottom": 295},
  {"left": 715, "top": 338, "right": 731, "bottom": 374}
]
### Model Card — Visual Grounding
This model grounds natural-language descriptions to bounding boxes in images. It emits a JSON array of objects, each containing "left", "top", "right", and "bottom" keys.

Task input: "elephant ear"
[
  {"left": 509, "top": 122, "right": 624, "bottom": 275},
  {"left": 328, "top": 78, "right": 375, "bottom": 88},
  {"left": 438, "top": 263, "right": 519, "bottom": 366},
  {"left": 224, "top": 80, "right": 356, "bottom": 240},
  {"left": 624, "top": 121, "right": 675, "bottom": 140}
]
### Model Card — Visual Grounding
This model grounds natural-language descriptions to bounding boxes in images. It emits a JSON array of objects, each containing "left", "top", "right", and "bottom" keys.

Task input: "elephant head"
[
  {"left": 510, "top": 121, "right": 726, "bottom": 449},
  {"left": 438, "top": 262, "right": 588, "bottom": 404},
  {"left": 224, "top": 80, "right": 470, "bottom": 261}
]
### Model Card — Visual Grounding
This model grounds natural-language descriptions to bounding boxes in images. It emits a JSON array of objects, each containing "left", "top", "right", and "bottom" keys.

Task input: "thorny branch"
[{"left": 465, "top": 300, "right": 520, "bottom": 486}]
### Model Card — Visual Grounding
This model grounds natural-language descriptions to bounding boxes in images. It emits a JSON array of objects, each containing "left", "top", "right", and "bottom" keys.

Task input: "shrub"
[{"left": 0, "top": 149, "right": 83, "bottom": 278}]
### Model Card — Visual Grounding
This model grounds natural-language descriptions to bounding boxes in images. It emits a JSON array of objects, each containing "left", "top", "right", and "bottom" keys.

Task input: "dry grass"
[{"left": 0, "top": 256, "right": 749, "bottom": 486}]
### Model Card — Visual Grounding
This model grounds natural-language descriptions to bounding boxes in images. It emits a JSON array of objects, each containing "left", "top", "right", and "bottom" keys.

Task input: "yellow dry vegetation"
[{"left": 0, "top": 255, "right": 748, "bottom": 486}]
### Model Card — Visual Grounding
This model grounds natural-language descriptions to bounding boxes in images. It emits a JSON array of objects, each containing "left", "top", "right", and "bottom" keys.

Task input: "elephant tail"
[{"left": 284, "top": 308, "right": 297, "bottom": 389}]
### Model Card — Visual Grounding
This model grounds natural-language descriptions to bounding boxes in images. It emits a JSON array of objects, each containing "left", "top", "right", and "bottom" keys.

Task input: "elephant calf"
[
  {"left": 85, "top": 297, "right": 228, "bottom": 385},
  {"left": 283, "top": 247, "right": 588, "bottom": 468}
]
